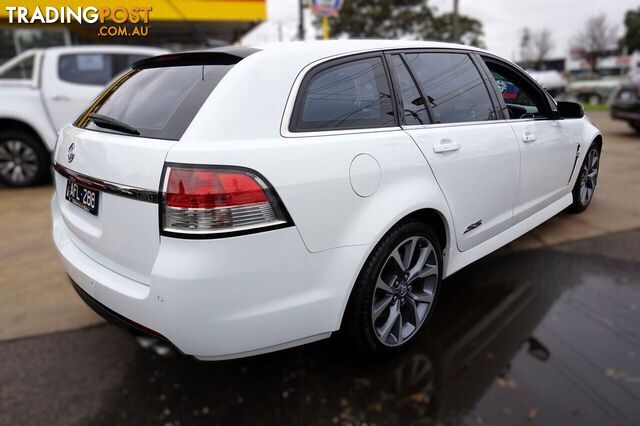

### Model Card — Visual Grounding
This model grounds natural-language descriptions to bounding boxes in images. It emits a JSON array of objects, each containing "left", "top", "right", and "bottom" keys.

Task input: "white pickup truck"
[{"left": 0, "top": 45, "right": 167, "bottom": 187}]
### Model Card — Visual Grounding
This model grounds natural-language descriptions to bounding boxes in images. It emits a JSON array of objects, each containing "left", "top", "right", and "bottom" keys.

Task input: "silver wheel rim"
[
  {"left": 0, "top": 140, "right": 38, "bottom": 184},
  {"left": 372, "top": 236, "right": 438, "bottom": 347},
  {"left": 579, "top": 148, "right": 599, "bottom": 206}
]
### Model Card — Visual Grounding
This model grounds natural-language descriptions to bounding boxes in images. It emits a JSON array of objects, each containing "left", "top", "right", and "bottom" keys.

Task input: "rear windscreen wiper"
[{"left": 87, "top": 113, "right": 140, "bottom": 136}]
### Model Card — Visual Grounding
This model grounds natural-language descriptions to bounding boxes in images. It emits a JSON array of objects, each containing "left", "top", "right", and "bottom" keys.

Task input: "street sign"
[{"left": 310, "top": 0, "right": 343, "bottom": 18}]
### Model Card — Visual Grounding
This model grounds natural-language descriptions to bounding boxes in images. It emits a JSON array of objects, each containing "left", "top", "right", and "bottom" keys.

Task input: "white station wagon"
[{"left": 51, "top": 41, "right": 602, "bottom": 359}]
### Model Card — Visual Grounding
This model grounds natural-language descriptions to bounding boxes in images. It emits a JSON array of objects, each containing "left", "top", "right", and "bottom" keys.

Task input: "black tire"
[
  {"left": 629, "top": 122, "right": 640, "bottom": 133},
  {"left": 567, "top": 143, "right": 601, "bottom": 213},
  {"left": 342, "top": 221, "right": 443, "bottom": 356},
  {"left": 0, "top": 129, "right": 50, "bottom": 187}
]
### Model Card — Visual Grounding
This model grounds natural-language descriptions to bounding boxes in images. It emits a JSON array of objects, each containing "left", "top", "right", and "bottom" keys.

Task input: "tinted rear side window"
[
  {"left": 292, "top": 56, "right": 395, "bottom": 131},
  {"left": 75, "top": 64, "right": 232, "bottom": 140},
  {"left": 404, "top": 53, "right": 495, "bottom": 124},
  {"left": 389, "top": 55, "right": 430, "bottom": 125}
]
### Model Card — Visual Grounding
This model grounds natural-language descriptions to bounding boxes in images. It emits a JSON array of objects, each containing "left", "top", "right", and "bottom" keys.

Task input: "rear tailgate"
[
  {"left": 53, "top": 126, "right": 174, "bottom": 284},
  {"left": 51, "top": 49, "right": 259, "bottom": 284}
]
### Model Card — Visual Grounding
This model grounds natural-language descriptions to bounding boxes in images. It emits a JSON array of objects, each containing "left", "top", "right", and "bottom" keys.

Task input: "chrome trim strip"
[
  {"left": 53, "top": 162, "right": 159, "bottom": 204},
  {"left": 401, "top": 119, "right": 510, "bottom": 130}
]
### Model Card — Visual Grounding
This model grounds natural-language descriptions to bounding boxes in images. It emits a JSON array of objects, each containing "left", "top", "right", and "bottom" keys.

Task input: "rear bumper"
[
  {"left": 52, "top": 194, "right": 368, "bottom": 360},
  {"left": 70, "top": 277, "right": 174, "bottom": 341}
]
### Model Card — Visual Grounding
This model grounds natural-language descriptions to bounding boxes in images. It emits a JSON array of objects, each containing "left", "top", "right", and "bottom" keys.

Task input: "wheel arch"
[
  {"left": 335, "top": 206, "right": 451, "bottom": 332},
  {"left": 591, "top": 134, "right": 603, "bottom": 151},
  {"left": 0, "top": 118, "right": 48, "bottom": 151},
  {"left": 400, "top": 208, "right": 449, "bottom": 252}
]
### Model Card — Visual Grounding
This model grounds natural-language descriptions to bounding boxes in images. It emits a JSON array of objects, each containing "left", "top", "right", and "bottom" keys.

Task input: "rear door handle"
[
  {"left": 52, "top": 95, "right": 70, "bottom": 102},
  {"left": 522, "top": 132, "right": 537, "bottom": 142},
  {"left": 433, "top": 139, "right": 461, "bottom": 153}
]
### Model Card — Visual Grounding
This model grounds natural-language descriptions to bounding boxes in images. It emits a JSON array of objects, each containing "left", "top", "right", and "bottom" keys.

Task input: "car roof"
[
  {"left": 254, "top": 39, "right": 489, "bottom": 60},
  {"left": 135, "top": 40, "right": 489, "bottom": 70}
]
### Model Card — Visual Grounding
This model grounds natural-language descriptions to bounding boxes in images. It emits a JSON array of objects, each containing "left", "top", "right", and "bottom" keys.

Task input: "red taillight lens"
[
  {"left": 166, "top": 168, "right": 267, "bottom": 208},
  {"left": 161, "top": 165, "right": 289, "bottom": 236}
]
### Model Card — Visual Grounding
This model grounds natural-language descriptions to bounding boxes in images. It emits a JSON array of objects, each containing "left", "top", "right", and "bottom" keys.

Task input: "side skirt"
[{"left": 443, "top": 193, "right": 573, "bottom": 277}]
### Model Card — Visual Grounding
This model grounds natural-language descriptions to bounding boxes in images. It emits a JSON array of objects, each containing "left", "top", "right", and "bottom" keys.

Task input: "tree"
[
  {"left": 324, "top": 0, "right": 485, "bottom": 48},
  {"left": 571, "top": 14, "right": 618, "bottom": 73},
  {"left": 423, "top": 12, "right": 485, "bottom": 48},
  {"left": 327, "top": 0, "right": 433, "bottom": 39},
  {"left": 519, "top": 28, "right": 554, "bottom": 69},
  {"left": 622, "top": 7, "right": 640, "bottom": 53},
  {"left": 532, "top": 28, "right": 554, "bottom": 69}
]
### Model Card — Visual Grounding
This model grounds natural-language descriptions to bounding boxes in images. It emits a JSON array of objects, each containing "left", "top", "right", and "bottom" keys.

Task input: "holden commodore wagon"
[{"left": 51, "top": 41, "right": 602, "bottom": 360}]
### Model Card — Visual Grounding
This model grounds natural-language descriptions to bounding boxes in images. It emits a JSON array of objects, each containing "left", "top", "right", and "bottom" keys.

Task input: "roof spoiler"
[{"left": 132, "top": 47, "right": 260, "bottom": 69}]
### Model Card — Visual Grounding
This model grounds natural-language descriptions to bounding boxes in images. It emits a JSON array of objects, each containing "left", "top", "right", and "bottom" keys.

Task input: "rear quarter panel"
[{"left": 166, "top": 130, "right": 453, "bottom": 255}]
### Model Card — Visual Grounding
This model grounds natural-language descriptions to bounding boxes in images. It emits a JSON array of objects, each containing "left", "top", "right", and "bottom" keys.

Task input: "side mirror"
[{"left": 557, "top": 101, "right": 584, "bottom": 119}]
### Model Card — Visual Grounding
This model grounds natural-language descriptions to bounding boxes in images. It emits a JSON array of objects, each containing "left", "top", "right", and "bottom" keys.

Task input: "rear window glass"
[
  {"left": 291, "top": 56, "right": 395, "bottom": 132},
  {"left": 75, "top": 64, "right": 232, "bottom": 141}
]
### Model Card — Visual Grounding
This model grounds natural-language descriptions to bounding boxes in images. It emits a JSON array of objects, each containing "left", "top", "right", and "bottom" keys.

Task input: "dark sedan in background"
[{"left": 611, "top": 83, "right": 640, "bottom": 133}]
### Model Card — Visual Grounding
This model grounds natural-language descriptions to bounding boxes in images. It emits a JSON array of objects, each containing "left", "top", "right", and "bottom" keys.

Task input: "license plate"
[{"left": 65, "top": 179, "right": 100, "bottom": 216}]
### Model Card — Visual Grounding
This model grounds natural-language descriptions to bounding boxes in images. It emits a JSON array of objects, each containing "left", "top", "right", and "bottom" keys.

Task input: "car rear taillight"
[{"left": 160, "top": 165, "right": 291, "bottom": 237}]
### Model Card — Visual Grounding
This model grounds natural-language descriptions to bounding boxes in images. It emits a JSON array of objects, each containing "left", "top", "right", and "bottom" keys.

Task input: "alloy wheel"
[
  {"left": 372, "top": 236, "right": 438, "bottom": 346},
  {"left": 579, "top": 148, "right": 599, "bottom": 206},
  {"left": 0, "top": 140, "right": 39, "bottom": 184}
]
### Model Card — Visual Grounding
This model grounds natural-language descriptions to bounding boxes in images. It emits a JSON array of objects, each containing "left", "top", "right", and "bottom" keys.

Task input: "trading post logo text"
[{"left": 4, "top": 6, "right": 153, "bottom": 37}]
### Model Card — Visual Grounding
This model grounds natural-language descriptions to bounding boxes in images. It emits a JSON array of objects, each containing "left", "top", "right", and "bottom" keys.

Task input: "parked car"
[
  {"left": 565, "top": 77, "right": 622, "bottom": 105},
  {"left": 51, "top": 41, "right": 602, "bottom": 360},
  {"left": 0, "top": 45, "right": 167, "bottom": 187},
  {"left": 611, "top": 83, "right": 640, "bottom": 133},
  {"left": 526, "top": 69, "right": 567, "bottom": 97}
]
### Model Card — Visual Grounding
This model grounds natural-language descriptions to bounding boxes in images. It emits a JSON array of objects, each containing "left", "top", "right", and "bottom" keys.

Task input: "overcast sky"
[{"left": 248, "top": 0, "right": 638, "bottom": 60}]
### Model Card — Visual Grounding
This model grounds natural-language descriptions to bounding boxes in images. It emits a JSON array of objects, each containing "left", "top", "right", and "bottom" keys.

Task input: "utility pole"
[
  {"left": 452, "top": 0, "right": 460, "bottom": 43},
  {"left": 322, "top": 17, "right": 330, "bottom": 40},
  {"left": 298, "top": 0, "right": 306, "bottom": 41}
]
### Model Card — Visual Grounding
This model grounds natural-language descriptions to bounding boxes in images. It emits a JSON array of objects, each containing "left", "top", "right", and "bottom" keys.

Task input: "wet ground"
[{"left": 1, "top": 230, "right": 638, "bottom": 426}]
